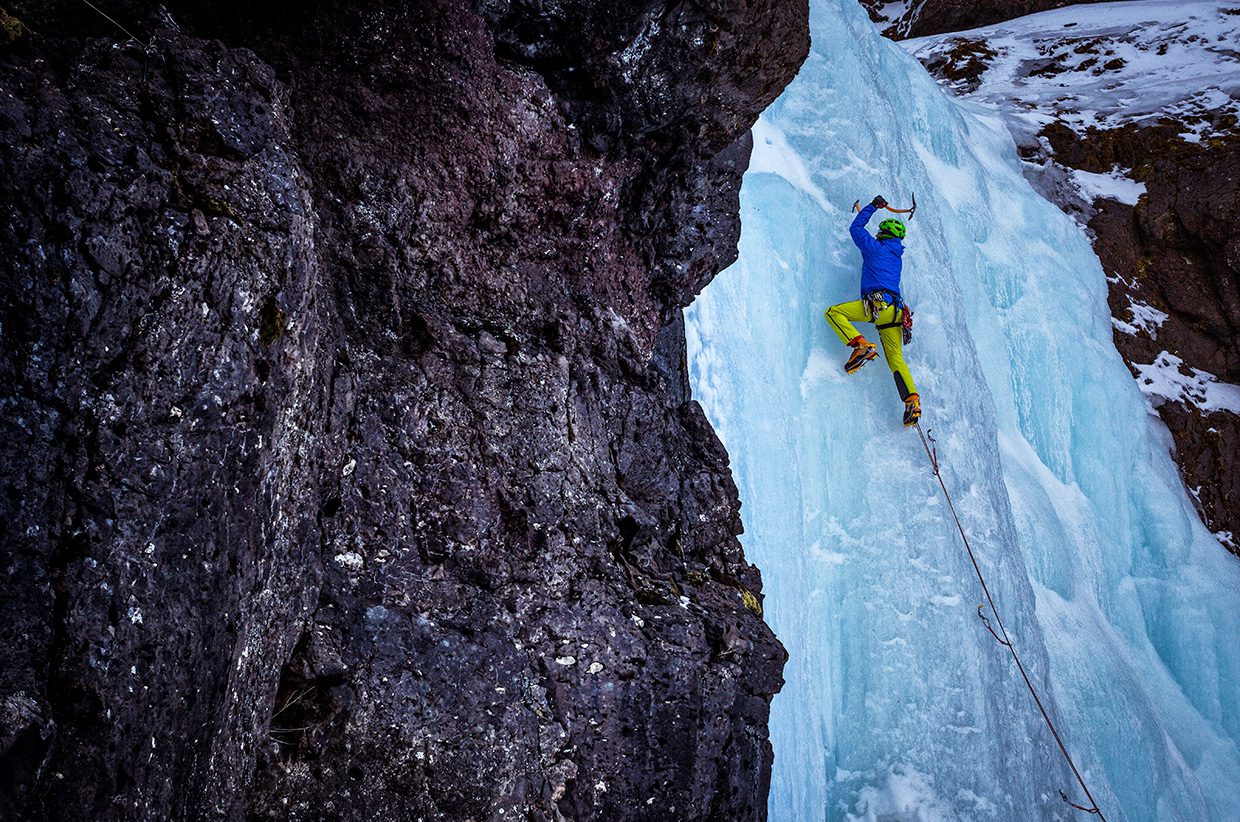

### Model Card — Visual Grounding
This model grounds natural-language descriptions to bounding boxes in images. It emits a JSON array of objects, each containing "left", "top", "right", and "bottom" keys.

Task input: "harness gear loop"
[
  {"left": 914, "top": 422, "right": 1108, "bottom": 822},
  {"left": 863, "top": 292, "right": 883, "bottom": 323},
  {"left": 868, "top": 290, "right": 913, "bottom": 344},
  {"left": 865, "top": 289, "right": 901, "bottom": 320}
]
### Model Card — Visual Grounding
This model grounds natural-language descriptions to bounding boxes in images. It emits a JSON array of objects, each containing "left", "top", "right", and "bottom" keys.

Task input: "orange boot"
[
  {"left": 903, "top": 393, "right": 921, "bottom": 427},
  {"left": 844, "top": 335, "right": 879, "bottom": 374}
]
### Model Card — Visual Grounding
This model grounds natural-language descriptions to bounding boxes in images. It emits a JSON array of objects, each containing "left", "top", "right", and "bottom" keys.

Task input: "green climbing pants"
[{"left": 825, "top": 298, "right": 917, "bottom": 401}]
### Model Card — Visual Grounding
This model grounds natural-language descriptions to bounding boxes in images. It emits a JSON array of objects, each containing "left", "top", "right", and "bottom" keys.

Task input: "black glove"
[{"left": 871, "top": 195, "right": 888, "bottom": 209}]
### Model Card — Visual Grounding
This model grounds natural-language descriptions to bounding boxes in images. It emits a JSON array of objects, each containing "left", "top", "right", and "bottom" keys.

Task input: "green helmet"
[{"left": 878, "top": 218, "right": 906, "bottom": 240}]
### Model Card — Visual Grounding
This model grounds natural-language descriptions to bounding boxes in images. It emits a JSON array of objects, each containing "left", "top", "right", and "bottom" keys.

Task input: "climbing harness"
[
  {"left": 868, "top": 291, "right": 914, "bottom": 345},
  {"left": 862, "top": 291, "right": 889, "bottom": 324},
  {"left": 914, "top": 423, "right": 1107, "bottom": 821}
]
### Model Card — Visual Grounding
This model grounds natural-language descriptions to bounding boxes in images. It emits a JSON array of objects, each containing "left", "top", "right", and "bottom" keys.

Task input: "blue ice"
[{"left": 686, "top": 1, "right": 1240, "bottom": 819}]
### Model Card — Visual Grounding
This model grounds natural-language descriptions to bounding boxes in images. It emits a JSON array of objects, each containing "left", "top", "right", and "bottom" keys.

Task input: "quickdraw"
[
  {"left": 863, "top": 292, "right": 884, "bottom": 323},
  {"left": 977, "top": 604, "right": 1011, "bottom": 647},
  {"left": 1061, "top": 790, "right": 1103, "bottom": 816}
]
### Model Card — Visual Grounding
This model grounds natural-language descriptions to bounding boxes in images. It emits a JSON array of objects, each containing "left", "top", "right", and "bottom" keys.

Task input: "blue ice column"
[{"left": 687, "top": 1, "right": 1240, "bottom": 820}]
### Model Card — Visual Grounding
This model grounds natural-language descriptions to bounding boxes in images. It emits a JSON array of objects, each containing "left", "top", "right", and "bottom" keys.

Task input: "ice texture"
[{"left": 686, "top": 1, "right": 1240, "bottom": 820}]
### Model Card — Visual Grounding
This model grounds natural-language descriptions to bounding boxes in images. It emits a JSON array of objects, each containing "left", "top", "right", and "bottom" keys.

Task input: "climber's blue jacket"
[{"left": 849, "top": 204, "right": 904, "bottom": 300}]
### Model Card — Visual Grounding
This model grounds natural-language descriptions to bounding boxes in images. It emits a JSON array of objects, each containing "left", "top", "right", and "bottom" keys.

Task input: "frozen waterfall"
[{"left": 686, "top": 1, "right": 1240, "bottom": 820}]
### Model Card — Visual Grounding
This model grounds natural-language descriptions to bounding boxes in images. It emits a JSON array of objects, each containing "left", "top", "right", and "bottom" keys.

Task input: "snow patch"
[
  {"left": 1132, "top": 351, "right": 1240, "bottom": 414},
  {"left": 905, "top": 0, "right": 1240, "bottom": 147},
  {"left": 1068, "top": 166, "right": 1146, "bottom": 206},
  {"left": 1127, "top": 299, "right": 1168, "bottom": 336},
  {"left": 846, "top": 766, "right": 952, "bottom": 822},
  {"left": 1113, "top": 297, "right": 1169, "bottom": 338}
]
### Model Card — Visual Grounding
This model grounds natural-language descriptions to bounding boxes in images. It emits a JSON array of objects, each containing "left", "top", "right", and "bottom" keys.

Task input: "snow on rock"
[
  {"left": 1067, "top": 165, "right": 1146, "bottom": 205},
  {"left": 333, "top": 551, "right": 364, "bottom": 571},
  {"left": 904, "top": 0, "right": 1240, "bottom": 145},
  {"left": 1112, "top": 295, "right": 1169, "bottom": 337},
  {"left": 1132, "top": 351, "right": 1240, "bottom": 414}
]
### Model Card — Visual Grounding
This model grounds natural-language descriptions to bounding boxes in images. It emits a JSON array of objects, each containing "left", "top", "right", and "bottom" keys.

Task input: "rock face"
[
  {"left": 859, "top": 0, "right": 1107, "bottom": 39},
  {"left": 1080, "top": 136, "right": 1240, "bottom": 550},
  {"left": 0, "top": 1, "right": 808, "bottom": 818}
]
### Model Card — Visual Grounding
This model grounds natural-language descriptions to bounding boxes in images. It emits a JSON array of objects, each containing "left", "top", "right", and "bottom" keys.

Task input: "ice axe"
[{"left": 852, "top": 193, "right": 917, "bottom": 220}]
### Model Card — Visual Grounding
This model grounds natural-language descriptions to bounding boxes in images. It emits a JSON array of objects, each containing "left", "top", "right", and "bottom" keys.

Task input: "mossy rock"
[
  {"left": 0, "top": 8, "right": 24, "bottom": 47},
  {"left": 259, "top": 295, "right": 287, "bottom": 345},
  {"left": 738, "top": 588, "right": 762, "bottom": 616},
  {"left": 201, "top": 194, "right": 240, "bottom": 220}
]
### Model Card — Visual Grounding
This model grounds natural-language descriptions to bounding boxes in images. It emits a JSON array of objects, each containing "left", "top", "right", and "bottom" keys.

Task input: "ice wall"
[{"left": 686, "top": 1, "right": 1240, "bottom": 819}]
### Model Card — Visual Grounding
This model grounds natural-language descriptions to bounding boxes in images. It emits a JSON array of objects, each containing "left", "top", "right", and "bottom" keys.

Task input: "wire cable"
[{"left": 77, "top": 0, "right": 150, "bottom": 47}]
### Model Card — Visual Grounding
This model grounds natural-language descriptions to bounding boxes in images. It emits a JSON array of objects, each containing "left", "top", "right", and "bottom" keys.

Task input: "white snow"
[
  {"left": 904, "top": 0, "right": 1240, "bottom": 146},
  {"left": 1067, "top": 165, "right": 1146, "bottom": 205},
  {"left": 1132, "top": 351, "right": 1240, "bottom": 414},
  {"left": 1129, "top": 298, "right": 1168, "bottom": 336},
  {"left": 867, "top": 0, "right": 917, "bottom": 37},
  {"left": 1112, "top": 295, "right": 1169, "bottom": 338},
  {"left": 687, "top": 1, "right": 1240, "bottom": 819}
]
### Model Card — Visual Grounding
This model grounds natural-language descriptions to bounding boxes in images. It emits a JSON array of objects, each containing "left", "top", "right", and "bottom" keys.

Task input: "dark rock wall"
[
  {"left": 1081, "top": 136, "right": 1240, "bottom": 549},
  {"left": 859, "top": 0, "right": 1108, "bottom": 39},
  {"left": 0, "top": 1, "right": 808, "bottom": 818}
]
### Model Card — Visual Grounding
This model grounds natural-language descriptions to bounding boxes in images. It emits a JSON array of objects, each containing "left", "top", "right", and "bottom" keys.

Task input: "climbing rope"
[
  {"left": 77, "top": 0, "right": 151, "bottom": 48},
  {"left": 914, "top": 422, "right": 1107, "bottom": 821}
]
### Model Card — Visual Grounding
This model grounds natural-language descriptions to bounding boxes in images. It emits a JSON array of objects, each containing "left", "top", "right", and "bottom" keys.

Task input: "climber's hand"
[{"left": 871, "top": 195, "right": 888, "bottom": 209}]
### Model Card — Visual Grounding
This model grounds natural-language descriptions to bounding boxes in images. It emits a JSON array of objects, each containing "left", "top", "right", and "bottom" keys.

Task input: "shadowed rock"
[{"left": 0, "top": 1, "right": 808, "bottom": 817}]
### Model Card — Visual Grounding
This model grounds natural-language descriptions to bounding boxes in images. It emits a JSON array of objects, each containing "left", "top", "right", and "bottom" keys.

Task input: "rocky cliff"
[
  {"left": 860, "top": 0, "right": 1107, "bottom": 39},
  {"left": 1074, "top": 133, "right": 1240, "bottom": 549},
  {"left": 0, "top": 1, "right": 808, "bottom": 818}
]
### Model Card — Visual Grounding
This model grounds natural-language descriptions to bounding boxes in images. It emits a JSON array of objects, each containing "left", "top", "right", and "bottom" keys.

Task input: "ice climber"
[{"left": 825, "top": 195, "right": 920, "bottom": 427}]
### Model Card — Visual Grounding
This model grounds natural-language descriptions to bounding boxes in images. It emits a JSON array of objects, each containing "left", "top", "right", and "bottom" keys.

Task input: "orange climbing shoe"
[
  {"left": 903, "top": 393, "right": 921, "bottom": 427},
  {"left": 844, "top": 337, "right": 879, "bottom": 374}
]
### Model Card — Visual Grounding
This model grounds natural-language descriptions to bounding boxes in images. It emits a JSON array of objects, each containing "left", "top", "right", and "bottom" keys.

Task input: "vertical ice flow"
[{"left": 686, "top": 1, "right": 1240, "bottom": 819}]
